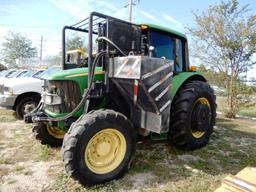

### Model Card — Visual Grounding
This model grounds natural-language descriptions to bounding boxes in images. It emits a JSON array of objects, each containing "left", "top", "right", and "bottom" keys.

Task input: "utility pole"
[
  {"left": 129, "top": 0, "right": 133, "bottom": 22},
  {"left": 127, "top": 0, "right": 140, "bottom": 22},
  {"left": 40, "top": 35, "right": 43, "bottom": 67}
]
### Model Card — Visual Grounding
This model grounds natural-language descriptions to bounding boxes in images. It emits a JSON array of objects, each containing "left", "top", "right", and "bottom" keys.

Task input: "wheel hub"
[
  {"left": 85, "top": 129, "right": 126, "bottom": 174},
  {"left": 96, "top": 141, "right": 111, "bottom": 156},
  {"left": 46, "top": 126, "right": 65, "bottom": 139},
  {"left": 194, "top": 105, "right": 211, "bottom": 132},
  {"left": 24, "top": 102, "right": 37, "bottom": 114},
  {"left": 191, "top": 97, "right": 211, "bottom": 139}
]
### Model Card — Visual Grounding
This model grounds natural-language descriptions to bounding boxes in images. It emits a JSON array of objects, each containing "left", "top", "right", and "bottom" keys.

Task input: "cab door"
[{"left": 150, "top": 31, "right": 186, "bottom": 73}]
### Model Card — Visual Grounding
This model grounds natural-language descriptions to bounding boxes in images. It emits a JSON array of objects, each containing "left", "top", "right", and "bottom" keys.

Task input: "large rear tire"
[
  {"left": 169, "top": 81, "right": 216, "bottom": 150},
  {"left": 32, "top": 122, "right": 65, "bottom": 147},
  {"left": 62, "top": 109, "right": 136, "bottom": 186}
]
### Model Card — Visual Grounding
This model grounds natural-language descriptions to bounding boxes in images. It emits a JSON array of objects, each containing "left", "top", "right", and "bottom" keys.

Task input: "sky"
[{"left": 0, "top": 0, "right": 255, "bottom": 78}]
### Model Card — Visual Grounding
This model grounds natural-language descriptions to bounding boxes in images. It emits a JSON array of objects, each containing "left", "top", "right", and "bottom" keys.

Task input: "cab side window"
[
  {"left": 150, "top": 31, "right": 186, "bottom": 72},
  {"left": 150, "top": 31, "right": 175, "bottom": 60},
  {"left": 175, "top": 39, "right": 183, "bottom": 72}
]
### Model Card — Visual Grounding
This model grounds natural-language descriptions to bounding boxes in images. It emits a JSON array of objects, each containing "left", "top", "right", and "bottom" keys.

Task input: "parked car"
[
  {"left": 0, "top": 69, "right": 29, "bottom": 83},
  {"left": 19, "top": 69, "right": 45, "bottom": 78},
  {"left": 7, "top": 70, "right": 29, "bottom": 78},
  {"left": 0, "top": 69, "right": 17, "bottom": 79},
  {"left": 0, "top": 66, "right": 61, "bottom": 118},
  {"left": 0, "top": 70, "right": 10, "bottom": 77},
  {"left": 211, "top": 85, "right": 226, "bottom": 95}
]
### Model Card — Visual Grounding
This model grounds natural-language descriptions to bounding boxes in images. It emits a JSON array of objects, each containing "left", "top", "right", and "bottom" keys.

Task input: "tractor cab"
[{"left": 139, "top": 24, "right": 189, "bottom": 73}]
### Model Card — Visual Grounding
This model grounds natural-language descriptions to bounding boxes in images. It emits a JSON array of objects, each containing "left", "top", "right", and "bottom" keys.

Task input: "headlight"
[
  {"left": 4, "top": 87, "right": 13, "bottom": 96},
  {"left": 42, "top": 92, "right": 62, "bottom": 105}
]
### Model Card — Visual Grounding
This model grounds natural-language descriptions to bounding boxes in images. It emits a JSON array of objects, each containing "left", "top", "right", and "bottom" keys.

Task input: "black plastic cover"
[{"left": 108, "top": 19, "right": 141, "bottom": 55}]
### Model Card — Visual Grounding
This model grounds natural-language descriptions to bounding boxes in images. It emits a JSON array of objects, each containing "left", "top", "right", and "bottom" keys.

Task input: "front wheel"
[
  {"left": 169, "top": 81, "right": 216, "bottom": 150},
  {"left": 32, "top": 122, "right": 65, "bottom": 147},
  {"left": 62, "top": 109, "right": 136, "bottom": 186}
]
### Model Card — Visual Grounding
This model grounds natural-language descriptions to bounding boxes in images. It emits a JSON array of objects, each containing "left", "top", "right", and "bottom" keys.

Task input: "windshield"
[
  {"left": 19, "top": 70, "right": 34, "bottom": 78},
  {"left": 32, "top": 70, "right": 44, "bottom": 78},
  {"left": 16, "top": 71, "right": 29, "bottom": 78},
  {"left": 37, "top": 66, "right": 61, "bottom": 79},
  {"left": 6, "top": 70, "right": 19, "bottom": 78},
  {"left": 0, "top": 70, "right": 9, "bottom": 77},
  {"left": 0, "top": 70, "right": 17, "bottom": 77}
]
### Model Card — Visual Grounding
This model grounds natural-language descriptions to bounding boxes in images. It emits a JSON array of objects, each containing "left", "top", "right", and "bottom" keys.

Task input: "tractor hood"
[
  {"left": 42, "top": 67, "right": 105, "bottom": 94},
  {"left": 43, "top": 67, "right": 104, "bottom": 81}
]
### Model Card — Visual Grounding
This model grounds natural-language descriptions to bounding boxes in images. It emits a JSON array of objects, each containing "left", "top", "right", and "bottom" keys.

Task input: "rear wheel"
[
  {"left": 62, "top": 109, "right": 136, "bottom": 186},
  {"left": 169, "top": 81, "right": 216, "bottom": 150},
  {"left": 32, "top": 122, "right": 65, "bottom": 147}
]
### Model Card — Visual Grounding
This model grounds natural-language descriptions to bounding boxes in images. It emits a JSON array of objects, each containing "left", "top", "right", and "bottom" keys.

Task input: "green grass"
[
  {"left": 239, "top": 106, "right": 256, "bottom": 117},
  {"left": 40, "top": 145, "right": 51, "bottom": 161},
  {"left": 0, "top": 158, "right": 14, "bottom": 164}
]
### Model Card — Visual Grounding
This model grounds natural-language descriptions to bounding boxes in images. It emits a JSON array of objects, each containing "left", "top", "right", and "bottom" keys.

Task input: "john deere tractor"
[{"left": 25, "top": 12, "right": 216, "bottom": 186}]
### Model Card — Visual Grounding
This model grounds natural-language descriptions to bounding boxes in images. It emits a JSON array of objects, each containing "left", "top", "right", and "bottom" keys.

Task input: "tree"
[
  {"left": 44, "top": 55, "right": 62, "bottom": 66},
  {"left": 188, "top": 0, "right": 256, "bottom": 118},
  {"left": 0, "top": 63, "right": 7, "bottom": 71},
  {"left": 1, "top": 32, "right": 38, "bottom": 67},
  {"left": 66, "top": 35, "right": 86, "bottom": 51},
  {"left": 198, "top": 64, "right": 227, "bottom": 89}
]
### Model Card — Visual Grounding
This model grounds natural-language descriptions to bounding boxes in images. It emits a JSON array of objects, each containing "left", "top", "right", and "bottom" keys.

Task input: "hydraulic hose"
[
  {"left": 32, "top": 51, "right": 107, "bottom": 122},
  {"left": 96, "top": 36, "right": 127, "bottom": 56},
  {"left": 30, "top": 101, "right": 42, "bottom": 114}
]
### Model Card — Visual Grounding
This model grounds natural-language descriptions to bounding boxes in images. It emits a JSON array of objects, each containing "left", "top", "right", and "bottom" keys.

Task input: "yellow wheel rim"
[
  {"left": 191, "top": 97, "right": 210, "bottom": 139},
  {"left": 47, "top": 126, "right": 65, "bottom": 139},
  {"left": 192, "top": 131, "right": 205, "bottom": 139},
  {"left": 85, "top": 128, "right": 126, "bottom": 174}
]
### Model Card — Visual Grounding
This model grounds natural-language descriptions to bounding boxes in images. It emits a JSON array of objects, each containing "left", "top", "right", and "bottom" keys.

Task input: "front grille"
[{"left": 45, "top": 80, "right": 81, "bottom": 113}]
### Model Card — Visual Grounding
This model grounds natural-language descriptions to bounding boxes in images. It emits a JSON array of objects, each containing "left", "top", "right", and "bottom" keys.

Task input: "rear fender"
[{"left": 171, "top": 72, "right": 207, "bottom": 100}]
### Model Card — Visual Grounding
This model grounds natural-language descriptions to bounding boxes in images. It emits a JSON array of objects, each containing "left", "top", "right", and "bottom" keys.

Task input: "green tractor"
[{"left": 25, "top": 12, "right": 216, "bottom": 186}]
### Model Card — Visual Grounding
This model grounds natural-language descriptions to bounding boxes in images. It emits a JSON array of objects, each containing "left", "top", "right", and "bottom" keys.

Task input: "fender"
[{"left": 171, "top": 71, "right": 207, "bottom": 100}]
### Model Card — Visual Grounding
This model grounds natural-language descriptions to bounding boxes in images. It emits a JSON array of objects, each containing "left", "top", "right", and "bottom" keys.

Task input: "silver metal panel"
[
  {"left": 148, "top": 71, "right": 173, "bottom": 93},
  {"left": 109, "top": 56, "right": 174, "bottom": 79},
  {"left": 131, "top": 107, "right": 171, "bottom": 133},
  {"left": 108, "top": 56, "right": 174, "bottom": 133},
  {"left": 109, "top": 56, "right": 141, "bottom": 79}
]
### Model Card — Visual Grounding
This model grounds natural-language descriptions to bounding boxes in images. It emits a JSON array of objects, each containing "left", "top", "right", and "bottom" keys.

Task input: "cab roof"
[{"left": 140, "top": 23, "right": 187, "bottom": 40}]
